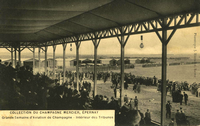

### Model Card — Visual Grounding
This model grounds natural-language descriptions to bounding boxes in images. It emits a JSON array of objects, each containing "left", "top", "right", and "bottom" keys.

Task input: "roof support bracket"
[
  {"left": 53, "top": 45, "right": 57, "bottom": 51},
  {"left": 75, "top": 36, "right": 81, "bottom": 49},
  {"left": 75, "top": 35, "right": 81, "bottom": 92},
  {"left": 27, "top": 48, "right": 33, "bottom": 53},
  {"left": 92, "top": 33, "right": 101, "bottom": 97},
  {"left": 92, "top": 33, "right": 101, "bottom": 48},
  {"left": 114, "top": 26, "right": 131, "bottom": 107},
  {"left": 5, "top": 48, "right": 11, "bottom": 52},
  {"left": 114, "top": 26, "right": 132, "bottom": 47},
  {"left": 40, "top": 48, "right": 44, "bottom": 52},
  {"left": 19, "top": 47, "right": 26, "bottom": 52}
]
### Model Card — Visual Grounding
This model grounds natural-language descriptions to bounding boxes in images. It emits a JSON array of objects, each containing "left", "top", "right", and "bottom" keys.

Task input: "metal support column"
[
  {"left": 75, "top": 40, "right": 81, "bottom": 91},
  {"left": 115, "top": 27, "right": 130, "bottom": 106},
  {"left": 18, "top": 46, "right": 21, "bottom": 67},
  {"left": 161, "top": 18, "right": 167, "bottom": 126},
  {"left": 53, "top": 45, "right": 56, "bottom": 80},
  {"left": 150, "top": 17, "right": 179, "bottom": 125},
  {"left": 120, "top": 35, "right": 125, "bottom": 107},
  {"left": 14, "top": 48, "right": 17, "bottom": 68},
  {"left": 33, "top": 47, "right": 35, "bottom": 72},
  {"left": 44, "top": 46, "right": 48, "bottom": 75},
  {"left": 38, "top": 48, "right": 41, "bottom": 73},
  {"left": 11, "top": 47, "right": 13, "bottom": 67},
  {"left": 92, "top": 38, "right": 101, "bottom": 97},
  {"left": 62, "top": 44, "right": 67, "bottom": 84}
]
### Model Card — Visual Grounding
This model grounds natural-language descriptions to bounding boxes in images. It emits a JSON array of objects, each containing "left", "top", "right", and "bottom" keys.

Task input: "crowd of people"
[
  {"left": 0, "top": 60, "right": 154, "bottom": 125},
  {"left": 58, "top": 70, "right": 194, "bottom": 98},
  {"left": 0, "top": 59, "right": 196, "bottom": 125},
  {"left": 166, "top": 101, "right": 190, "bottom": 126},
  {"left": 0, "top": 60, "right": 55, "bottom": 110}
]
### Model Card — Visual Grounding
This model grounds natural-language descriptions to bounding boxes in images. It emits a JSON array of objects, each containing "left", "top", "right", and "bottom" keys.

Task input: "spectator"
[
  {"left": 136, "top": 83, "right": 141, "bottom": 93},
  {"left": 134, "top": 96, "right": 138, "bottom": 110},
  {"left": 180, "top": 109, "right": 186, "bottom": 125},
  {"left": 114, "top": 88, "right": 116, "bottom": 98},
  {"left": 175, "top": 110, "right": 181, "bottom": 126},
  {"left": 138, "top": 110, "right": 145, "bottom": 125},
  {"left": 166, "top": 101, "right": 172, "bottom": 118},
  {"left": 144, "top": 109, "right": 151, "bottom": 125},
  {"left": 133, "top": 83, "right": 137, "bottom": 92},
  {"left": 124, "top": 95, "right": 128, "bottom": 103},
  {"left": 180, "top": 92, "right": 183, "bottom": 105},
  {"left": 183, "top": 92, "right": 188, "bottom": 105},
  {"left": 129, "top": 98, "right": 135, "bottom": 110}
]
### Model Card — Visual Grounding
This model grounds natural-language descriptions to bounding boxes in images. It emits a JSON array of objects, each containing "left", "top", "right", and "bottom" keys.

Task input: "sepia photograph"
[{"left": 0, "top": 0, "right": 200, "bottom": 126}]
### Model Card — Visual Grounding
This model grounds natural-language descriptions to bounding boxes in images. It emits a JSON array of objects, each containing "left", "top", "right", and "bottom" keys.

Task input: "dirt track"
[{"left": 88, "top": 79, "right": 200, "bottom": 126}]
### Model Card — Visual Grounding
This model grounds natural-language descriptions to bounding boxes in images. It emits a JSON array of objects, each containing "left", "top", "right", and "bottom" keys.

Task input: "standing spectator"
[
  {"left": 124, "top": 95, "right": 128, "bottom": 103},
  {"left": 124, "top": 80, "right": 128, "bottom": 89},
  {"left": 175, "top": 110, "right": 181, "bottom": 126},
  {"left": 133, "top": 83, "right": 137, "bottom": 92},
  {"left": 180, "top": 93, "right": 183, "bottom": 105},
  {"left": 183, "top": 92, "right": 188, "bottom": 105},
  {"left": 134, "top": 96, "right": 138, "bottom": 110},
  {"left": 129, "top": 98, "right": 135, "bottom": 110},
  {"left": 180, "top": 109, "right": 186, "bottom": 125},
  {"left": 144, "top": 109, "right": 151, "bottom": 125},
  {"left": 138, "top": 110, "right": 145, "bottom": 125},
  {"left": 153, "top": 76, "right": 157, "bottom": 85},
  {"left": 114, "top": 88, "right": 117, "bottom": 98},
  {"left": 136, "top": 83, "right": 141, "bottom": 93},
  {"left": 166, "top": 101, "right": 172, "bottom": 118}
]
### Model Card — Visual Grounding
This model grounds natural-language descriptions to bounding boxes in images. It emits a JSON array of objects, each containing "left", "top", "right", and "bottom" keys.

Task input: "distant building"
[
  {"left": 70, "top": 59, "right": 81, "bottom": 66},
  {"left": 117, "top": 58, "right": 130, "bottom": 65},
  {"left": 125, "top": 58, "right": 130, "bottom": 64},
  {"left": 144, "top": 58, "right": 150, "bottom": 63},
  {"left": 135, "top": 59, "right": 141, "bottom": 64},
  {"left": 135, "top": 58, "right": 150, "bottom": 64},
  {"left": 82, "top": 58, "right": 93, "bottom": 64},
  {"left": 42, "top": 58, "right": 57, "bottom": 68},
  {"left": 92, "top": 59, "right": 102, "bottom": 64},
  {"left": 23, "top": 58, "right": 39, "bottom": 68},
  {"left": 109, "top": 59, "right": 117, "bottom": 66}
]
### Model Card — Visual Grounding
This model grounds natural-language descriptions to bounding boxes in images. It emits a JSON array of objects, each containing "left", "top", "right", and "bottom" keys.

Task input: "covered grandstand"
[{"left": 0, "top": 0, "right": 200, "bottom": 125}]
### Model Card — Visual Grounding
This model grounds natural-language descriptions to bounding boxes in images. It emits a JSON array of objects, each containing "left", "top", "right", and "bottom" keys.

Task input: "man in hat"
[
  {"left": 129, "top": 98, "right": 135, "bottom": 110},
  {"left": 175, "top": 110, "right": 181, "bottom": 126},
  {"left": 179, "top": 92, "right": 183, "bottom": 105},
  {"left": 124, "top": 95, "right": 128, "bottom": 103},
  {"left": 134, "top": 96, "right": 139, "bottom": 110},
  {"left": 183, "top": 92, "right": 188, "bottom": 105},
  {"left": 166, "top": 101, "right": 172, "bottom": 118},
  {"left": 179, "top": 108, "right": 186, "bottom": 125}
]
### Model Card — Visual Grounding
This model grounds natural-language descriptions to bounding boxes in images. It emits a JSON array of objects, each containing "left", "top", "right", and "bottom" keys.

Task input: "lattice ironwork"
[{"left": 0, "top": 12, "right": 199, "bottom": 48}]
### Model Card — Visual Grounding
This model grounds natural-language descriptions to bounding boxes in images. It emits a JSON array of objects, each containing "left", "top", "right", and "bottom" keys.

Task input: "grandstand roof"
[{"left": 0, "top": 0, "right": 199, "bottom": 45}]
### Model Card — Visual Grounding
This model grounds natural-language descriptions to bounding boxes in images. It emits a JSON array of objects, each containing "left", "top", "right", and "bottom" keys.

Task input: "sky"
[{"left": 0, "top": 26, "right": 200, "bottom": 57}]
